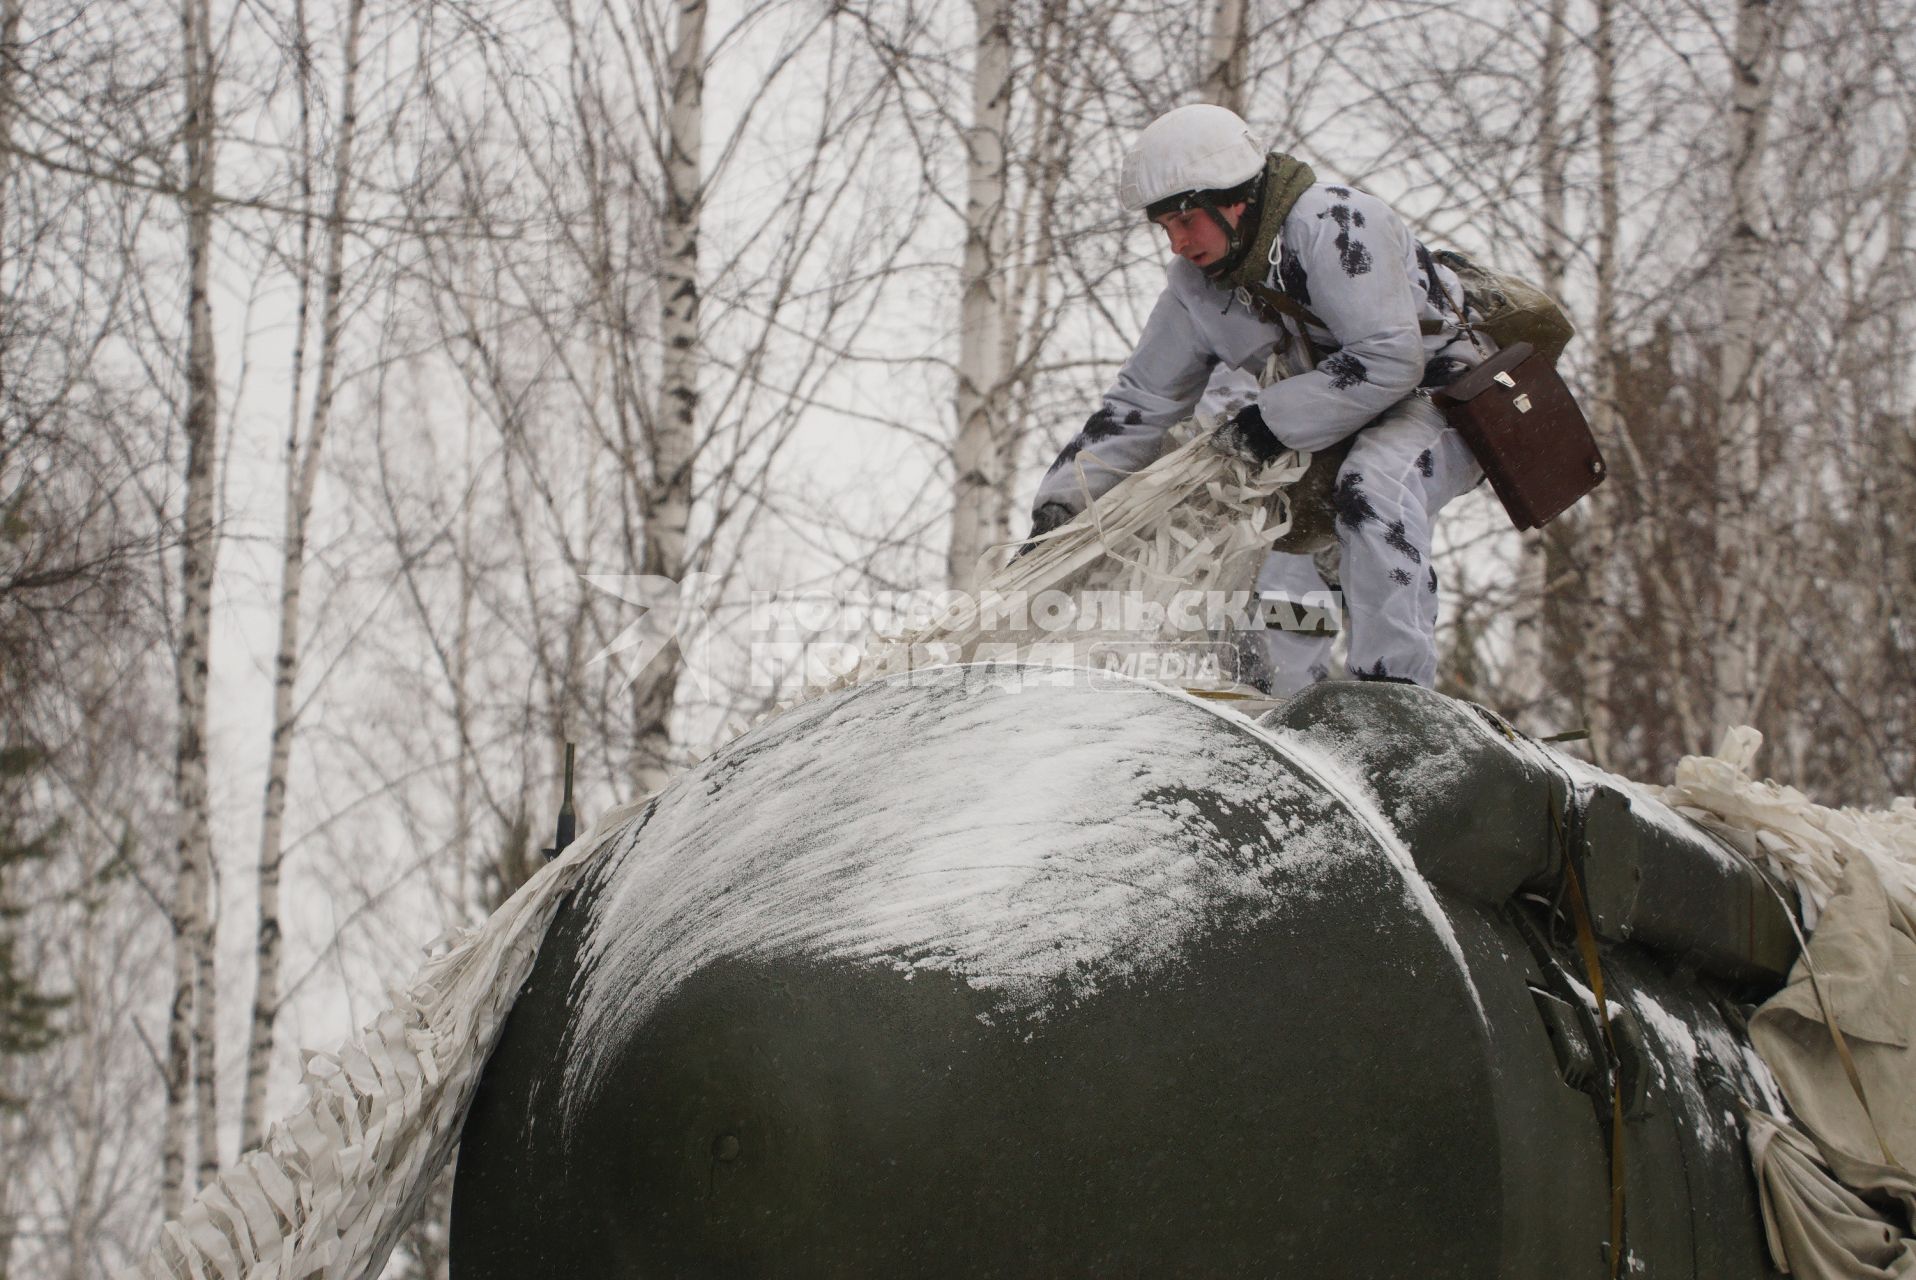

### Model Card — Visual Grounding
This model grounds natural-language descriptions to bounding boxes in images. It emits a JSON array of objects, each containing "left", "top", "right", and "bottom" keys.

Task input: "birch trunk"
[
  {"left": 993, "top": 7, "right": 1069, "bottom": 554},
  {"left": 452, "top": 432, "right": 478, "bottom": 913},
  {"left": 1576, "top": 2, "right": 1714, "bottom": 757},
  {"left": 632, "top": 0, "right": 705, "bottom": 795},
  {"left": 165, "top": 0, "right": 221, "bottom": 1211},
  {"left": 1198, "top": 0, "right": 1250, "bottom": 115},
  {"left": 1579, "top": 0, "right": 1622, "bottom": 765},
  {"left": 0, "top": 1154, "right": 12, "bottom": 1280},
  {"left": 241, "top": 0, "right": 365, "bottom": 1154},
  {"left": 1711, "top": 0, "right": 1785, "bottom": 737},
  {"left": 61, "top": 909, "right": 101, "bottom": 1280},
  {"left": 1504, "top": 0, "right": 1571, "bottom": 721},
  {"left": 945, "top": 0, "right": 1011, "bottom": 592}
]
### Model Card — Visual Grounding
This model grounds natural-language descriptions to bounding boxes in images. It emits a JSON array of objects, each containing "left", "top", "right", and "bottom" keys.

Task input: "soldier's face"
[{"left": 1152, "top": 202, "right": 1245, "bottom": 268}]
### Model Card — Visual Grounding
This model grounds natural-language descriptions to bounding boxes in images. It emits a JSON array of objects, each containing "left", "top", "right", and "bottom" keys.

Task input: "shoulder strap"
[
  {"left": 1230, "top": 165, "right": 1448, "bottom": 348},
  {"left": 1242, "top": 281, "right": 1320, "bottom": 331},
  {"left": 1220, "top": 153, "right": 1314, "bottom": 293}
]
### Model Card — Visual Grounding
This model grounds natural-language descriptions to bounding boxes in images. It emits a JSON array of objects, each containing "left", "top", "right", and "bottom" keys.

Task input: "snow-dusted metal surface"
[
  {"left": 556, "top": 665, "right": 1481, "bottom": 1135},
  {"left": 1622, "top": 984, "right": 1788, "bottom": 1158},
  {"left": 1241, "top": 720, "right": 1490, "bottom": 1026}
]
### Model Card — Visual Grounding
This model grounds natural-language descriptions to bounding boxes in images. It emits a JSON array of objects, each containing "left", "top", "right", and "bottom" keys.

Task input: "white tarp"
[
  {"left": 1666, "top": 728, "right": 1916, "bottom": 1278},
  {"left": 1748, "top": 1111, "right": 1916, "bottom": 1277}
]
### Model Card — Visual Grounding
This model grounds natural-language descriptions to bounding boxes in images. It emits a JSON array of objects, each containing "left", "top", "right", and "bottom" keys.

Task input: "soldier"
[{"left": 1028, "top": 105, "right": 1485, "bottom": 691}]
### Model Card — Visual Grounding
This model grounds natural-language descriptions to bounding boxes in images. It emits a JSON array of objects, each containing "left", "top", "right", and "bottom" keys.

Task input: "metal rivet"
[{"left": 713, "top": 1133, "right": 741, "bottom": 1162}]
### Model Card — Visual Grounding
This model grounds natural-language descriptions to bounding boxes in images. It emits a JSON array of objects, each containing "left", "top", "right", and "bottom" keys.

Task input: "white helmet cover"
[{"left": 1119, "top": 104, "right": 1265, "bottom": 213}]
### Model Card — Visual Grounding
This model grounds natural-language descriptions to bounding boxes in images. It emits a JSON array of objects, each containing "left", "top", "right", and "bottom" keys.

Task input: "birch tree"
[
  {"left": 991, "top": 1, "right": 1117, "bottom": 548},
  {"left": 626, "top": 0, "right": 710, "bottom": 794},
  {"left": 240, "top": 0, "right": 368, "bottom": 1155},
  {"left": 1576, "top": 0, "right": 1628, "bottom": 761},
  {"left": 0, "top": 0, "right": 18, "bottom": 206},
  {"left": 1710, "top": 0, "right": 1789, "bottom": 736},
  {"left": 1, "top": 2, "right": 1910, "bottom": 1266},
  {"left": 946, "top": 0, "right": 1012, "bottom": 591},
  {"left": 1500, "top": 0, "right": 1571, "bottom": 723},
  {"left": 360, "top": 0, "right": 926, "bottom": 862},
  {"left": 163, "top": 0, "right": 223, "bottom": 1212},
  {"left": 1197, "top": 0, "right": 1250, "bottom": 115},
  {"left": 0, "top": 0, "right": 181, "bottom": 1258}
]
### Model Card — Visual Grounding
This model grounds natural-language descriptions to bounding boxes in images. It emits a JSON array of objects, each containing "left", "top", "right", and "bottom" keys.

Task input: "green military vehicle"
[{"left": 450, "top": 666, "right": 1795, "bottom": 1277}]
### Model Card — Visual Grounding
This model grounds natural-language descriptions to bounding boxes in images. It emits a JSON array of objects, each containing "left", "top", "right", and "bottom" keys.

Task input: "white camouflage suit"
[{"left": 1033, "top": 178, "right": 1485, "bottom": 691}]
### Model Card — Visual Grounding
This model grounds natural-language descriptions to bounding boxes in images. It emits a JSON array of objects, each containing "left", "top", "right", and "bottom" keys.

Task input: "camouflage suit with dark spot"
[{"left": 1034, "top": 178, "right": 1484, "bottom": 690}]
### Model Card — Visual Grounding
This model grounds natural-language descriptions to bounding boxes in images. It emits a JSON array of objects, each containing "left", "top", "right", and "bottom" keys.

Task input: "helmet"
[{"left": 1119, "top": 104, "right": 1265, "bottom": 215}]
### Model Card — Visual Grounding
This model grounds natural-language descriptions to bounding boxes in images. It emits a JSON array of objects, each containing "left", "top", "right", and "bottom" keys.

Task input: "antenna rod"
[{"left": 545, "top": 741, "right": 577, "bottom": 860}]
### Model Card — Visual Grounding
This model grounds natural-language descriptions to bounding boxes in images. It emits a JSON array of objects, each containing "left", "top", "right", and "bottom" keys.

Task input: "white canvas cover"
[{"left": 1665, "top": 729, "right": 1916, "bottom": 1277}]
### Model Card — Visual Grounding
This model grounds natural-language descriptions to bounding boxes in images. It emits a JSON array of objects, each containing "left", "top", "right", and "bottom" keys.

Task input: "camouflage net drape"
[
  {"left": 130, "top": 800, "right": 650, "bottom": 1280},
  {"left": 792, "top": 417, "right": 1313, "bottom": 705}
]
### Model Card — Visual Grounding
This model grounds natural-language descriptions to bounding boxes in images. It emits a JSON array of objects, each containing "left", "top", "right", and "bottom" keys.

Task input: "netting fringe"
[
  {"left": 1663, "top": 726, "right": 1916, "bottom": 929},
  {"left": 788, "top": 422, "right": 1311, "bottom": 706},
  {"left": 129, "top": 800, "right": 649, "bottom": 1280}
]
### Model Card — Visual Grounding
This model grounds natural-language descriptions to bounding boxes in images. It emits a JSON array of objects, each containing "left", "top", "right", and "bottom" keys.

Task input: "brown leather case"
[{"left": 1433, "top": 341, "right": 1606, "bottom": 530}]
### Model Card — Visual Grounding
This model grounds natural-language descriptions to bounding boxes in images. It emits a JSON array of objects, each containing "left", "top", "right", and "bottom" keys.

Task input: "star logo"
[{"left": 582, "top": 573, "right": 720, "bottom": 696}]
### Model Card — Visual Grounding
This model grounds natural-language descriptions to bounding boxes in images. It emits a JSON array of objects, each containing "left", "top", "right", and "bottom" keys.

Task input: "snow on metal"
[
  {"left": 556, "top": 665, "right": 1436, "bottom": 1138},
  {"left": 1244, "top": 721, "right": 1491, "bottom": 1030}
]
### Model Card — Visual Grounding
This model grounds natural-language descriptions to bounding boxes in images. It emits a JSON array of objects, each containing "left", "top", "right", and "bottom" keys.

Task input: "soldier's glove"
[
  {"left": 1211, "top": 402, "right": 1282, "bottom": 464},
  {"left": 1014, "top": 501, "right": 1075, "bottom": 560}
]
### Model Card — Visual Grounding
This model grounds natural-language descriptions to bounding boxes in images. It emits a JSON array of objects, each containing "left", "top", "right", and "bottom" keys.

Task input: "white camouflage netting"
[
  {"left": 130, "top": 433, "right": 1916, "bottom": 1280},
  {"left": 130, "top": 800, "right": 648, "bottom": 1280},
  {"left": 793, "top": 417, "right": 1311, "bottom": 705},
  {"left": 1664, "top": 725, "right": 1916, "bottom": 929}
]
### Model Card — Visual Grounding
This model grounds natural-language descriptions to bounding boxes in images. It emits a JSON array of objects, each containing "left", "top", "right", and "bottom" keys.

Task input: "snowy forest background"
[{"left": 3, "top": 0, "right": 1913, "bottom": 1272}]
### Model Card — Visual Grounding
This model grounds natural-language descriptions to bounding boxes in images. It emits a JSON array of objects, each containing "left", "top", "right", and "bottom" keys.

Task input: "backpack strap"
[{"left": 1224, "top": 161, "right": 1449, "bottom": 357}]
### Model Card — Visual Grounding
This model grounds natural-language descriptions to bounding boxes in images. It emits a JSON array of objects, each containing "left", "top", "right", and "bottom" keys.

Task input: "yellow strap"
[
  {"left": 1809, "top": 961, "right": 1904, "bottom": 1169},
  {"left": 1184, "top": 688, "right": 1259, "bottom": 702},
  {"left": 1562, "top": 849, "right": 1628, "bottom": 1279},
  {"left": 1740, "top": 845, "right": 1905, "bottom": 1170},
  {"left": 1554, "top": 788, "right": 1627, "bottom": 1279}
]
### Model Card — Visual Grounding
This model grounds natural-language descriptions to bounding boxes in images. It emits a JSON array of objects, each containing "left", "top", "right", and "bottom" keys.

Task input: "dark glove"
[
  {"left": 1014, "top": 501, "right": 1076, "bottom": 560},
  {"left": 1211, "top": 402, "right": 1282, "bottom": 464}
]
